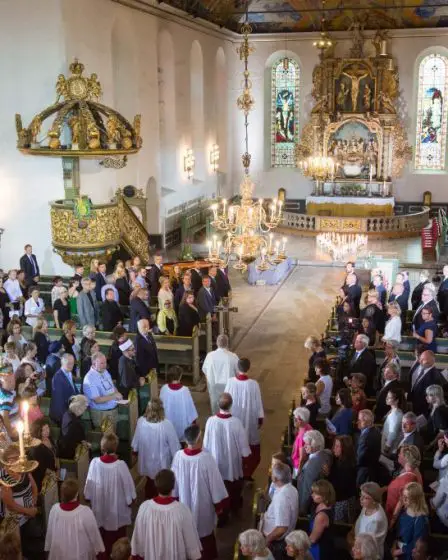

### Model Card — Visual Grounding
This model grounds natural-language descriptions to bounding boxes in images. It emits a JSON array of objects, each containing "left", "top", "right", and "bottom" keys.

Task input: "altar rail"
[{"left": 281, "top": 206, "right": 430, "bottom": 237}]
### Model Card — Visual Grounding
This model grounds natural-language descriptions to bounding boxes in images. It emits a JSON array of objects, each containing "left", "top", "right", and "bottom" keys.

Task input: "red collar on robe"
[
  {"left": 168, "top": 383, "right": 183, "bottom": 390},
  {"left": 60, "top": 500, "right": 80, "bottom": 511},
  {"left": 236, "top": 374, "right": 248, "bottom": 381},
  {"left": 216, "top": 412, "right": 232, "bottom": 419},
  {"left": 183, "top": 447, "right": 202, "bottom": 456},
  {"left": 100, "top": 454, "right": 118, "bottom": 463},
  {"left": 153, "top": 496, "right": 176, "bottom": 505}
]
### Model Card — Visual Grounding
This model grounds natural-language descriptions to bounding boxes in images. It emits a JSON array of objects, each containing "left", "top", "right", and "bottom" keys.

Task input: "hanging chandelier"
[
  {"left": 208, "top": 22, "right": 285, "bottom": 272},
  {"left": 316, "top": 232, "right": 368, "bottom": 261}
]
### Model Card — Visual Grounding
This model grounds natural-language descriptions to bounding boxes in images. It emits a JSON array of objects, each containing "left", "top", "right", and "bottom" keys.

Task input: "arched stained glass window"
[
  {"left": 415, "top": 53, "right": 448, "bottom": 171},
  {"left": 271, "top": 58, "right": 300, "bottom": 168}
]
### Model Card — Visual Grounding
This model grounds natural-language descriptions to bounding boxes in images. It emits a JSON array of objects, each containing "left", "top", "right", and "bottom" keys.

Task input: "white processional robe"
[
  {"left": 131, "top": 499, "right": 202, "bottom": 560},
  {"left": 160, "top": 384, "right": 198, "bottom": 440},
  {"left": 171, "top": 449, "right": 228, "bottom": 538},
  {"left": 84, "top": 457, "right": 136, "bottom": 531},
  {"left": 202, "top": 348, "right": 239, "bottom": 413},
  {"left": 44, "top": 503, "right": 105, "bottom": 560},
  {"left": 203, "top": 415, "right": 251, "bottom": 481},
  {"left": 131, "top": 417, "right": 181, "bottom": 479},
  {"left": 224, "top": 376, "right": 264, "bottom": 445}
]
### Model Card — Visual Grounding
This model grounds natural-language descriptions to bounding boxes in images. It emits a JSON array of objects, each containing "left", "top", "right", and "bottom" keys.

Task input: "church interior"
[{"left": 2, "top": 0, "right": 448, "bottom": 559}]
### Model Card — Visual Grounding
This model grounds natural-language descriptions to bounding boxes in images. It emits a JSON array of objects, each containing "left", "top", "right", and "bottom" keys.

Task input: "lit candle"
[
  {"left": 217, "top": 241, "right": 222, "bottom": 254},
  {"left": 275, "top": 240, "right": 280, "bottom": 255},
  {"left": 212, "top": 235, "right": 217, "bottom": 250},
  {"left": 207, "top": 240, "right": 212, "bottom": 257},
  {"left": 278, "top": 200, "right": 283, "bottom": 217},
  {"left": 222, "top": 199, "right": 227, "bottom": 216},
  {"left": 228, "top": 206, "right": 234, "bottom": 222},
  {"left": 211, "top": 204, "right": 218, "bottom": 220},
  {"left": 270, "top": 204, "right": 275, "bottom": 221},
  {"left": 23, "top": 400, "right": 29, "bottom": 436},
  {"left": 17, "top": 421, "right": 25, "bottom": 459},
  {"left": 259, "top": 198, "right": 263, "bottom": 207},
  {"left": 268, "top": 233, "right": 273, "bottom": 251},
  {"left": 248, "top": 208, "right": 253, "bottom": 222},
  {"left": 281, "top": 237, "right": 287, "bottom": 252},
  {"left": 369, "top": 165, "right": 373, "bottom": 183},
  {"left": 261, "top": 247, "right": 266, "bottom": 262}
]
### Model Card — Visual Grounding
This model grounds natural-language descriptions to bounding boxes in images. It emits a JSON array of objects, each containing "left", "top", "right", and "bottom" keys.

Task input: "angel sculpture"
[
  {"left": 88, "top": 73, "right": 102, "bottom": 100},
  {"left": 55, "top": 74, "right": 68, "bottom": 103}
]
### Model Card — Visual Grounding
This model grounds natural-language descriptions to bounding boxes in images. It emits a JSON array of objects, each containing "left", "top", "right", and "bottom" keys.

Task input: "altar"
[{"left": 306, "top": 195, "right": 395, "bottom": 217}]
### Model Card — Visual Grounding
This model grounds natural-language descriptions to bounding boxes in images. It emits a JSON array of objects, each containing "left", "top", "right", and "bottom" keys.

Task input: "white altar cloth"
[{"left": 306, "top": 196, "right": 395, "bottom": 206}]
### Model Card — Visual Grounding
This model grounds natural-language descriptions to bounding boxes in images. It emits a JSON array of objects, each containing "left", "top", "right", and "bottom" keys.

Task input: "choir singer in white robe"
[
  {"left": 160, "top": 365, "right": 198, "bottom": 441},
  {"left": 84, "top": 432, "right": 136, "bottom": 558},
  {"left": 172, "top": 424, "right": 228, "bottom": 560},
  {"left": 202, "top": 334, "right": 239, "bottom": 414},
  {"left": 45, "top": 478, "right": 105, "bottom": 560},
  {"left": 224, "top": 357, "right": 264, "bottom": 481},
  {"left": 131, "top": 397, "right": 180, "bottom": 499},
  {"left": 131, "top": 469, "right": 202, "bottom": 560},
  {"left": 203, "top": 392, "right": 251, "bottom": 520}
]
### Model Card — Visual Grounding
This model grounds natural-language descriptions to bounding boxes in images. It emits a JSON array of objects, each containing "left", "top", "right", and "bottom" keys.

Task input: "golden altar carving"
[{"left": 297, "top": 29, "right": 412, "bottom": 188}]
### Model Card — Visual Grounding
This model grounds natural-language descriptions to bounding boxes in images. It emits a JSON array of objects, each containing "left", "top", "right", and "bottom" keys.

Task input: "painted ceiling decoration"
[{"left": 159, "top": 0, "right": 448, "bottom": 33}]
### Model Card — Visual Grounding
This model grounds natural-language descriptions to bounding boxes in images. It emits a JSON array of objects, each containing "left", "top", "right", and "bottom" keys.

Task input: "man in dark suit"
[
  {"left": 398, "top": 412, "right": 425, "bottom": 456},
  {"left": 346, "top": 273, "right": 362, "bottom": 316},
  {"left": 389, "top": 283, "right": 408, "bottom": 315},
  {"left": 412, "top": 272, "right": 430, "bottom": 311},
  {"left": 413, "top": 285, "right": 440, "bottom": 330},
  {"left": 174, "top": 273, "right": 193, "bottom": 313},
  {"left": 407, "top": 350, "right": 443, "bottom": 416},
  {"left": 44, "top": 341, "right": 64, "bottom": 396},
  {"left": 356, "top": 409, "right": 382, "bottom": 486},
  {"left": 95, "top": 262, "right": 107, "bottom": 301},
  {"left": 190, "top": 261, "right": 204, "bottom": 296},
  {"left": 373, "top": 275, "right": 387, "bottom": 308},
  {"left": 102, "top": 288, "right": 124, "bottom": 331},
  {"left": 129, "top": 288, "right": 151, "bottom": 332},
  {"left": 73, "top": 264, "right": 84, "bottom": 291},
  {"left": 19, "top": 244, "right": 40, "bottom": 287},
  {"left": 148, "top": 255, "right": 163, "bottom": 299},
  {"left": 216, "top": 266, "right": 231, "bottom": 299},
  {"left": 374, "top": 362, "right": 401, "bottom": 422},
  {"left": 135, "top": 318, "right": 159, "bottom": 377},
  {"left": 207, "top": 266, "right": 220, "bottom": 304},
  {"left": 49, "top": 354, "right": 78, "bottom": 424},
  {"left": 197, "top": 276, "right": 216, "bottom": 321},
  {"left": 347, "top": 334, "right": 377, "bottom": 397}
]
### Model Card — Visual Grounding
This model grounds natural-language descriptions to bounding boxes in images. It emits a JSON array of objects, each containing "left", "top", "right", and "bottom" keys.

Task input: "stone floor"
[{"left": 188, "top": 263, "right": 342, "bottom": 558}]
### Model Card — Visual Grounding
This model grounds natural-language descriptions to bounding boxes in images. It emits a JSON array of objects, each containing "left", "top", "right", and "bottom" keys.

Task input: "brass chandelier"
[{"left": 208, "top": 23, "right": 285, "bottom": 272}]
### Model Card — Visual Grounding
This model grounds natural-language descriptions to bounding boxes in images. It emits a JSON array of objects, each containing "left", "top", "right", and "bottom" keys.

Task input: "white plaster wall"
[
  {"left": 0, "top": 0, "right": 232, "bottom": 273},
  {"left": 234, "top": 30, "right": 448, "bottom": 203}
]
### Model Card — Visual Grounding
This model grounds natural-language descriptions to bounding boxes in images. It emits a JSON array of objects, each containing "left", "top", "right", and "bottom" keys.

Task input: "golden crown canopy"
[{"left": 16, "top": 59, "right": 142, "bottom": 157}]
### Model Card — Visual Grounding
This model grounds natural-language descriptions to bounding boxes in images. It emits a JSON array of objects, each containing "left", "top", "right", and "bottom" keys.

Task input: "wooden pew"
[{"left": 59, "top": 442, "right": 90, "bottom": 502}]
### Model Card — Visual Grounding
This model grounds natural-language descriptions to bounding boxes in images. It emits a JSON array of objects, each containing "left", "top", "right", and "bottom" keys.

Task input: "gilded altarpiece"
[{"left": 297, "top": 40, "right": 412, "bottom": 186}]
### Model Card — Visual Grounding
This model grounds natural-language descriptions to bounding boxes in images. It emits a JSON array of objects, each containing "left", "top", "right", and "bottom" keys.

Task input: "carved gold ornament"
[
  {"left": 391, "top": 121, "right": 413, "bottom": 178},
  {"left": 16, "top": 60, "right": 143, "bottom": 157}
]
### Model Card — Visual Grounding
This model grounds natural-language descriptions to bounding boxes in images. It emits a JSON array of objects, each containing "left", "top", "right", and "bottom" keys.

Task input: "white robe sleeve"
[
  {"left": 131, "top": 418, "right": 142, "bottom": 452},
  {"left": 184, "top": 390, "right": 198, "bottom": 424},
  {"left": 44, "top": 505, "right": 56, "bottom": 552},
  {"left": 166, "top": 420, "right": 182, "bottom": 459},
  {"left": 118, "top": 461, "right": 137, "bottom": 505},
  {"left": 203, "top": 418, "right": 211, "bottom": 451},
  {"left": 81, "top": 507, "right": 105, "bottom": 554},
  {"left": 238, "top": 422, "right": 251, "bottom": 458},
  {"left": 181, "top": 509, "right": 203, "bottom": 560},
  {"left": 171, "top": 451, "right": 181, "bottom": 498},
  {"left": 130, "top": 506, "right": 146, "bottom": 557},
  {"left": 254, "top": 382, "right": 264, "bottom": 420},
  {"left": 206, "top": 456, "right": 228, "bottom": 505}
]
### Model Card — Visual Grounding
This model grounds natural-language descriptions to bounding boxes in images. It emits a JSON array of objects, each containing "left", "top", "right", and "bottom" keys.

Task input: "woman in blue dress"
[
  {"left": 390, "top": 482, "right": 428, "bottom": 560},
  {"left": 413, "top": 307, "right": 437, "bottom": 352},
  {"left": 308, "top": 480, "right": 335, "bottom": 560},
  {"left": 327, "top": 389, "right": 353, "bottom": 436}
]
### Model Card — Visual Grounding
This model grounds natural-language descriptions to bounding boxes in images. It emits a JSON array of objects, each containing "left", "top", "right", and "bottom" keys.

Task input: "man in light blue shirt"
[{"left": 83, "top": 352, "right": 122, "bottom": 429}]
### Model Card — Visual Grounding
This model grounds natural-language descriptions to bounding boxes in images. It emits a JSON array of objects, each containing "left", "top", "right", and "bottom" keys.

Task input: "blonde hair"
[
  {"left": 311, "top": 479, "right": 336, "bottom": 506},
  {"left": 144, "top": 398, "right": 165, "bottom": 423},
  {"left": 32, "top": 317, "right": 47, "bottom": 336},
  {"left": 304, "top": 335, "right": 320, "bottom": 351},
  {"left": 400, "top": 445, "right": 421, "bottom": 469},
  {"left": 387, "top": 301, "right": 402, "bottom": 316},
  {"left": 62, "top": 319, "right": 76, "bottom": 334},
  {"left": 403, "top": 482, "right": 428, "bottom": 516},
  {"left": 90, "top": 258, "right": 99, "bottom": 273}
]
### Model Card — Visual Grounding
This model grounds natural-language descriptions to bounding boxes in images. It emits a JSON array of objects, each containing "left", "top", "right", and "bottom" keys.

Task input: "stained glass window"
[
  {"left": 271, "top": 58, "right": 300, "bottom": 167},
  {"left": 415, "top": 53, "right": 448, "bottom": 171}
]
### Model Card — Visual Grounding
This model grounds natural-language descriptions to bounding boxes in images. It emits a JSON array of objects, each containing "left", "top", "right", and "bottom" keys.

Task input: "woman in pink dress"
[{"left": 291, "top": 407, "right": 312, "bottom": 477}]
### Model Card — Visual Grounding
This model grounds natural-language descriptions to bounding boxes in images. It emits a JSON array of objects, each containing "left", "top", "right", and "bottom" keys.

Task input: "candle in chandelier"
[
  {"left": 211, "top": 204, "right": 218, "bottom": 221},
  {"left": 278, "top": 200, "right": 283, "bottom": 217},
  {"left": 207, "top": 240, "right": 212, "bottom": 257},
  {"left": 217, "top": 241, "right": 222, "bottom": 255},
  {"left": 369, "top": 164, "right": 373, "bottom": 183},
  {"left": 17, "top": 420, "right": 25, "bottom": 459},
  {"left": 248, "top": 207, "right": 253, "bottom": 222},
  {"left": 23, "top": 400, "right": 29, "bottom": 436},
  {"left": 275, "top": 240, "right": 280, "bottom": 255},
  {"left": 270, "top": 204, "right": 275, "bottom": 221},
  {"left": 212, "top": 235, "right": 217, "bottom": 250},
  {"left": 268, "top": 233, "right": 273, "bottom": 251},
  {"left": 222, "top": 199, "right": 227, "bottom": 217},
  {"left": 281, "top": 237, "right": 287, "bottom": 252},
  {"left": 261, "top": 247, "right": 266, "bottom": 262},
  {"left": 228, "top": 206, "right": 234, "bottom": 222}
]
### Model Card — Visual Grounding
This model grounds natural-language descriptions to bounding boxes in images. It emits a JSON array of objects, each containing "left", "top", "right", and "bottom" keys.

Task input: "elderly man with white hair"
[
  {"left": 83, "top": 352, "right": 122, "bottom": 429},
  {"left": 356, "top": 409, "right": 382, "bottom": 486},
  {"left": 202, "top": 334, "right": 239, "bottom": 414},
  {"left": 347, "top": 334, "right": 377, "bottom": 397},
  {"left": 413, "top": 283, "right": 440, "bottom": 330},
  {"left": 296, "top": 430, "right": 332, "bottom": 515},
  {"left": 238, "top": 529, "right": 274, "bottom": 559},
  {"left": 261, "top": 462, "right": 298, "bottom": 557}
]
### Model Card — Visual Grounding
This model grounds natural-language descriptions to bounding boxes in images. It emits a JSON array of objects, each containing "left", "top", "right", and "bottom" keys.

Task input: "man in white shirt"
[
  {"left": 83, "top": 352, "right": 122, "bottom": 430},
  {"left": 261, "top": 463, "right": 298, "bottom": 556},
  {"left": 159, "top": 366, "right": 198, "bottom": 441},
  {"left": 172, "top": 425, "right": 228, "bottom": 560},
  {"left": 131, "top": 469, "right": 202, "bottom": 560},
  {"left": 4, "top": 269, "right": 23, "bottom": 312},
  {"left": 224, "top": 357, "right": 264, "bottom": 481},
  {"left": 203, "top": 392, "right": 251, "bottom": 522},
  {"left": 202, "top": 334, "right": 239, "bottom": 414}
]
